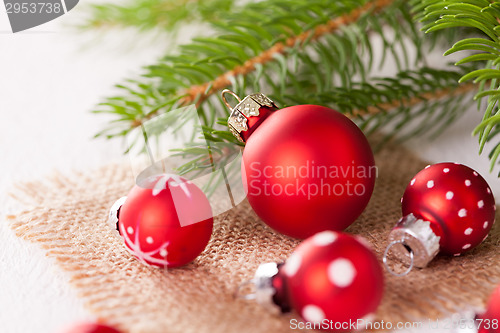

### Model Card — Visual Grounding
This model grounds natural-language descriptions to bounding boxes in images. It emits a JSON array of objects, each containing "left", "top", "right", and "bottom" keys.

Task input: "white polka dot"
[
  {"left": 462, "top": 244, "right": 471, "bottom": 250},
  {"left": 312, "top": 231, "right": 338, "bottom": 246},
  {"left": 302, "top": 305, "right": 325, "bottom": 324},
  {"left": 283, "top": 254, "right": 302, "bottom": 277},
  {"left": 425, "top": 165, "right": 431, "bottom": 169},
  {"left": 400, "top": 197, "right": 403, "bottom": 203},
  {"left": 410, "top": 178, "right": 416, "bottom": 186},
  {"left": 465, "top": 180, "right": 471, "bottom": 186},
  {"left": 328, "top": 258, "right": 356, "bottom": 288},
  {"left": 361, "top": 313, "right": 375, "bottom": 323},
  {"left": 146, "top": 237, "right": 154, "bottom": 244},
  {"left": 446, "top": 191, "right": 454, "bottom": 200},
  {"left": 454, "top": 253, "right": 461, "bottom": 257},
  {"left": 458, "top": 209, "right": 467, "bottom": 217},
  {"left": 478, "top": 200, "right": 484, "bottom": 208},
  {"left": 443, "top": 168, "right": 450, "bottom": 173},
  {"left": 357, "top": 313, "right": 375, "bottom": 330},
  {"left": 473, "top": 171, "right": 478, "bottom": 177},
  {"left": 160, "top": 249, "right": 167, "bottom": 257},
  {"left": 464, "top": 228, "right": 473, "bottom": 235},
  {"left": 427, "top": 180, "right": 435, "bottom": 188},
  {"left": 127, "top": 227, "right": 134, "bottom": 234},
  {"left": 483, "top": 221, "right": 489, "bottom": 229},
  {"left": 487, "top": 188, "right": 491, "bottom": 194}
]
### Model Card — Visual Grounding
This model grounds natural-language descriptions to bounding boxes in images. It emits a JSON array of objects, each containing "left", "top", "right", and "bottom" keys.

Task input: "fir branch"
[
  {"left": 180, "top": 0, "right": 395, "bottom": 107},
  {"left": 90, "top": 0, "right": 484, "bottom": 176},
  {"left": 173, "top": 67, "right": 476, "bottom": 192},
  {"left": 79, "top": 0, "right": 235, "bottom": 31},
  {"left": 416, "top": 0, "right": 500, "bottom": 173},
  {"left": 349, "top": 81, "right": 476, "bottom": 118},
  {"left": 282, "top": 67, "right": 476, "bottom": 138},
  {"left": 95, "top": 0, "right": 422, "bottom": 137}
]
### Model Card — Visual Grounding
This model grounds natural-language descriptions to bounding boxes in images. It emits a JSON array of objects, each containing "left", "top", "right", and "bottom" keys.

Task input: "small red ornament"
[
  {"left": 114, "top": 174, "right": 213, "bottom": 268},
  {"left": 224, "top": 91, "right": 376, "bottom": 239},
  {"left": 58, "top": 322, "right": 121, "bottom": 333},
  {"left": 385, "top": 163, "right": 495, "bottom": 273},
  {"left": 238, "top": 231, "right": 384, "bottom": 331},
  {"left": 450, "top": 285, "right": 500, "bottom": 333},
  {"left": 479, "top": 285, "right": 500, "bottom": 333}
]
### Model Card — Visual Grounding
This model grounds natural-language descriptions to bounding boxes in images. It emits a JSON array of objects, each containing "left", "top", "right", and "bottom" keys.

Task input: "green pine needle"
[
  {"left": 85, "top": 0, "right": 500, "bottom": 176},
  {"left": 416, "top": 0, "right": 500, "bottom": 174}
]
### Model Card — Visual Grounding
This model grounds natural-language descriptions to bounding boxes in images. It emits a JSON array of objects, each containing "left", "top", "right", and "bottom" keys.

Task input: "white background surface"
[{"left": 0, "top": 3, "right": 498, "bottom": 333}]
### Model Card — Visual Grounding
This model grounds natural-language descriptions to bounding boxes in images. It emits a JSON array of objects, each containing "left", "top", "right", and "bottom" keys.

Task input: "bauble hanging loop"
[
  {"left": 221, "top": 89, "right": 242, "bottom": 111},
  {"left": 384, "top": 163, "right": 495, "bottom": 274},
  {"left": 383, "top": 238, "right": 415, "bottom": 277}
]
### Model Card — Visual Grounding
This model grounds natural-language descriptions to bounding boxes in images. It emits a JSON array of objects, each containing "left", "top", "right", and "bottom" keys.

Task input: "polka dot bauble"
[
  {"left": 387, "top": 163, "right": 495, "bottom": 270},
  {"left": 115, "top": 174, "right": 213, "bottom": 268},
  {"left": 243, "top": 232, "right": 384, "bottom": 331}
]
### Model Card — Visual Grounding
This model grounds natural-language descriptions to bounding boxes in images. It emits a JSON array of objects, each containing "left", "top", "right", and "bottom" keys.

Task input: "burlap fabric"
[{"left": 7, "top": 141, "right": 500, "bottom": 333}]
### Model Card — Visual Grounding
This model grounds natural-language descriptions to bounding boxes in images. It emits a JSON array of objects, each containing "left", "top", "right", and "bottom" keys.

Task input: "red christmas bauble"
[
  {"left": 479, "top": 285, "right": 500, "bottom": 333},
  {"left": 246, "top": 232, "right": 383, "bottom": 331},
  {"left": 58, "top": 322, "right": 121, "bottom": 333},
  {"left": 387, "top": 163, "right": 495, "bottom": 271},
  {"left": 241, "top": 104, "right": 376, "bottom": 239},
  {"left": 402, "top": 163, "right": 495, "bottom": 255},
  {"left": 117, "top": 174, "right": 213, "bottom": 268},
  {"left": 280, "top": 231, "right": 384, "bottom": 329}
]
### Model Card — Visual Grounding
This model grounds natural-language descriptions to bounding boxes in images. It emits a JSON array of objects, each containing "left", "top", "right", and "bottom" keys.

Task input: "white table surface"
[{"left": 1, "top": 4, "right": 499, "bottom": 333}]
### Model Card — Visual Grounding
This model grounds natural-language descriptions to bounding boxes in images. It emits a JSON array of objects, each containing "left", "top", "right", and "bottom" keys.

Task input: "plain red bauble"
[
  {"left": 279, "top": 231, "right": 384, "bottom": 330},
  {"left": 118, "top": 174, "right": 213, "bottom": 268},
  {"left": 402, "top": 163, "right": 495, "bottom": 255},
  {"left": 242, "top": 105, "right": 376, "bottom": 239},
  {"left": 58, "top": 322, "right": 121, "bottom": 333}
]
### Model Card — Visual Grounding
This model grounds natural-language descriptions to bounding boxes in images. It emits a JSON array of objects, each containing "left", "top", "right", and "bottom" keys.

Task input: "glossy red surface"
[
  {"left": 118, "top": 174, "right": 213, "bottom": 268},
  {"left": 242, "top": 105, "right": 376, "bottom": 239},
  {"left": 280, "top": 232, "right": 384, "bottom": 331},
  {"left": 402, "top": 163, "right": 495, "bottom": 255}
]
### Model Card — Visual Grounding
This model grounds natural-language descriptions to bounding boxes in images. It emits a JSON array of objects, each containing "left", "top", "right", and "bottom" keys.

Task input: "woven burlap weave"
[{"left": 7, "top": 141, "right": 500, "bottom": 333}]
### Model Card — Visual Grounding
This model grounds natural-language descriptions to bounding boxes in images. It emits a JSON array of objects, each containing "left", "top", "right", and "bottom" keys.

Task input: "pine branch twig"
[
  {"left": 78, "top": 0, "right": 235, "bottom": 31},
  {"left": 349, "top": 82, "right": 477, "bottom": 118},
  {"left": 181, "top": 0, "right": 395, "bottom": 107},
  {"left": 90, "top": 0, "right": 485, "bottom": 175}
]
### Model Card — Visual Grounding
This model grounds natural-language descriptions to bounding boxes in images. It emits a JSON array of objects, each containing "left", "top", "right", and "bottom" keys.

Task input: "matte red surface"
[
  {"left": 118, "top": 174, "right": 213, "bottom": 268},
  {"left": 242, "top": 105, "right": 376, "bottom": 239}
]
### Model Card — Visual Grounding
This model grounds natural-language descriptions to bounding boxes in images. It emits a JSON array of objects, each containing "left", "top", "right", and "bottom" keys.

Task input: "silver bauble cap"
[{"left": 388, "top": 213, "right": 441, "bottom": 268}]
